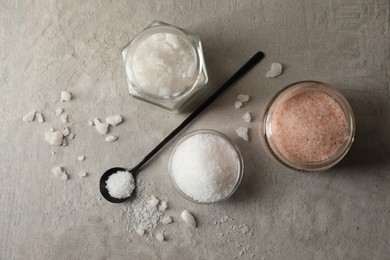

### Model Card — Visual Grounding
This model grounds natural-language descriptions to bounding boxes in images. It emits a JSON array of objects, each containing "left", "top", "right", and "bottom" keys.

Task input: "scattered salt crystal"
[
  {"left": 23, "top": 111, "right": 36, "bottom": 122},
  {"left": 60, "top": 91, "right": 71, "bottom": 102},
  {"left": 161, "top": 216, "right": 173, "bottom": 225},
  {"left": 55, "top": 108, "right": 63, "bottom": 117},
  {"left": 51, "top": 151, "right": 56, "bottom": 155},
  {"left": 87, "top": 120, "right": 94, "bottom": 126},
  {"left": 181, "top": 210, "right": 197, "bottom": 227},
  {"left": 61, "top": 127, "right": 70, "bottom": 136},
  {"left": 235, "top": 101, "right": 243, "bottom": 109},
  {"left": 61, "top": 171, "right": 68, "bottom": 181},
  {"left": 94, "top": 118, "right": 109, "bottom": 135},
  {"left": 235, "top": 127, "right": 249, "bottom": 141},
  {"left": 45, "top": 131, "right": 63, "bottom": 146},
  {"left": 105, "top": 170, "right": 135, "bottom": 199},
  {"left": 49, "top": 127, "right": 55, "bottom": 132},
  {"left": 105, "top": 135, "right": 118, "bottom": 142},
  {"left": 78, "top": 172, "right": 87, "bottom": 177},
  {"left": 159, "top": 200, "right": 168, "bottom": 211},
  {"left": 51, "top": 166, "right": 63, "bottom": 176},
  {"left": 105, "top": 115, "right": 123, "bottom": 126},
  {"left": 78, "top": 156, "right": 85, "bottom": 161},
  {"left": 242, "top": 112, "right": 252, "bottom": 123},
  {"left": 266, "top": 62, "right": 283, "bottom": 78},
  {"left": 148, "top": 195, "right": 159, "bottom": 207},
  {"left": 155, "top": 232, "right": 164, "bottom": 241},
  {"left": 60, "top": 113, "right": 68, "bottom": 123},
  {"left": 237, "top": 94, "right": 250, "bottom": 103},
  {"left": 69, "top": 133, "right": 75, "bottom": 139},
  {"left": 36, "top": 112, "right": 44, "bottom": 123},
  {"left": 136, "top": 228, "right": 145, "bottom": 236}
]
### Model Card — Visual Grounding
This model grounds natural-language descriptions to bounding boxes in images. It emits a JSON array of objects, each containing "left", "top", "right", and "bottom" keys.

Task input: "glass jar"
[
  {"left": 258, "top": 81, "right": 355, "bottom": 172},
  {"left": 168, "top": 129, "right": 244, "bottom": 204},
  {"left": 121, "top": 21, "right": 208, "bottom": 112}
]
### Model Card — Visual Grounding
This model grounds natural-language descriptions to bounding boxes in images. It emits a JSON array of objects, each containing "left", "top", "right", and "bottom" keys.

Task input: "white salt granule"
[
  {"left": 235, "top": 127, "right": 249, "bottom": 141},
  {"left": 161, "top": 216, "right": 173, "bottom": 225},
  {"left": 159, "top": 200, "right": 168, "bottom": 211},
  {"left": 242, "top": 112, "right": 252, "bottom": 123},
  {"left": 105, "top": 115, "right": 123, "bottom": 126},
  {"left": 181, "top": 210, "right": 197, "bottom": 227},
  {"left": 36, "top": 112, "right": 44, "bottom": 123},
  {"left": 136, "top": 228, "right": 145, "bottom": 236},
  {"left": 61, "top": 127, "right": 70, "bottom": 136},
  {"left": 78, "top": 156, "right": 85, "bottom": 161},
  {"left": 266, "top": 63, "right": 283, "bottom": 78},
  {"left": 87, "top": 120, "right": 94, "bottom": 126},
  {"left": 237, "top": 94, "right": 250, "bottom": 103},
  {"left": 105, "top": 135, "right": 118, "bottom": 142},
  {"left": 52, "top": 166, "right": 63, "bottom": 177},
  {"left": 155, "top": 232, "right": 164, "bottom": 241},
  {"left": 45, "top": 131, "right": 63, "bottom": 146},
  {"left": 130, "top": 32, "right": 197, "bottom": 97},
  {"left": 55, "top": 108, "right": 63, "bottom": 117},
  {"left": 105, "top": 170, "right": 135, "bottom": 199},
  {"left": 235, "top": 101, "right": 243, "bottom": 109},
  {"left": 170, "top": 133, "right": 240, "bottom": 203},
  {"left": 78, "top": 172, "right": 87, "bottom": 177},
  {"left": 23, "top": 111, "right": 36, "bottom": 122},
  {"left": 60, "top": 91, "right": 71, "bottom": 102},
  {"left": 148, "top": 195, "right": 159, "bottom": 207},
  {"left": 60, "top": 113, "right": 68, "bottom": 123},
  {"left": 94, "top": 118, "right": 109, "bottom": 135}
]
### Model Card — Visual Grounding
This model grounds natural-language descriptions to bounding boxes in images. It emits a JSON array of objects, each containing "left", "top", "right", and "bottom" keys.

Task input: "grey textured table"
[{"left": 1, "top": 1, "right": 389, "bottom": 259}]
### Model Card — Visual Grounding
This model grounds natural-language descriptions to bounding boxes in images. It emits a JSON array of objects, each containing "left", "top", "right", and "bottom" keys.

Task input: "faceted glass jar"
[
  {"left": 258, "top": 81, "right": 355, "bottom": 172},
  {"left": 121, "top": 21, "right": 208, "bottom": 112}
]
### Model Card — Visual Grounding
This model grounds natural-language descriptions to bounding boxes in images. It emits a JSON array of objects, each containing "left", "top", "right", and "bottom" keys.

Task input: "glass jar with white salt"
[{"left": 121, "top": 21, "right": 208, "bottom": 112}]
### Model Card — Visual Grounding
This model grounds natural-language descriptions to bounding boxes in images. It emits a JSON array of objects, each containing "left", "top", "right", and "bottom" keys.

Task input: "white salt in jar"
[
  {"left": 122, "top": 21, "right": 208, "bottom": 112},
  {"left": 169, "top": 130, "right": 243, "bottom": 204}
]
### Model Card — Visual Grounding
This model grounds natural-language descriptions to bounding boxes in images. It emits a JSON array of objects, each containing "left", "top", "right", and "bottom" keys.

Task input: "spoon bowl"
[{"left": 99, "top": 167, "right": 133, "bottom": 203}]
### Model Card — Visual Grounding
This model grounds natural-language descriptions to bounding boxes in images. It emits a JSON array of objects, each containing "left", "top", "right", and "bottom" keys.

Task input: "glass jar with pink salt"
[{"left": 259, "top": 81, "right": 355, "bottom": 172}]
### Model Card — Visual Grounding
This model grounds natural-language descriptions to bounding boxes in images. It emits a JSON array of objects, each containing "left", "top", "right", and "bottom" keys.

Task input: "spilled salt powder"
[
  {"left": 170, "top": 133, "right": 240, "bottom": 203},
  {"left": 105, "top": 170, "right": 135, "bottom": 199}
]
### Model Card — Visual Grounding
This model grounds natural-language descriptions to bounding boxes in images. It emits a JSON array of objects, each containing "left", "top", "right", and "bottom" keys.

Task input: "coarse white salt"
[
  {"left": 155, "top": 232, "right": 164, "bottom": 241},
  {"left": 45, "top": 131, "right": 63, "bottom": 146},
  {"left": 181, "top": 210, "right": 197, "bottom": 227},
  {"left": 105, "top": 170, "right": 135, "bottom": 199},
  {"left": 60, "top": 91, "right": 71, "bottom": 102},
  {"left": 136, "top": 228, "right": 145, "bottom": 236},
  {"left": 158, "top": 200, "right": 168, "bottom": 211},
  {"left": 242, "top": 112, "right": 251, "bottom": 123},
  {"left": 237, "top": 94, "right": 250, "bottom": 103},
  {"left": 130, "top": 32, "right": 197, "bottom": 97},
  {"left": 105, "top": 135, "right": 118, "bottom": 142},
  {"left": 94, "top": 118, "right": 109, "bottom": 135},
  {"left": 148, "top": 195, "right": 159, "bottom": 207},
  {"left": 60, "top": 113, "right": 68, "bottom": 123},
  {"left": 78, "top": 172, "right": 87, "bottom": 177},
  {"left": 23, "top": 111, "right": 36, "bottom": 122},
  {"left": 36, "top": 112, "right": 44, "bottom": 123},
  {"left": 266, "top": 63, "right": 283, "bottom": 78},
  {"left": 235, "top": 101, "right": 243, "bottom": 109},
  {"left": 170, "top": 133, "right": 241, "bottom": 203},
  {"left": 235, "top": 127, "right": 249, "bottom": 141},
  {"left": 55, "top": 108, "right": 63, "bottom": 117},
  {"left": 51, "top": 166, "right": 63, "bottom": 177},
  {"left": 105, "top": 115, "right": 122, "bottom": 126},
  {"left": 87, "top": 120, "right": 94, "bottom": 126},
  {"left": 61, "top": 127, "right": 70, "bottom": 136},
  {"left": 78, "top": 156, "right": 85, "bottom": 161},
  {"left": 161, "top": 216, "right": 172, "bottom": 225}
]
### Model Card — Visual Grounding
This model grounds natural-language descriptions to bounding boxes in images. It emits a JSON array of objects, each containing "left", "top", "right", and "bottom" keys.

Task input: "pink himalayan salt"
[{"left": 272, "top": 90, "right": 348, "bottom": 163}]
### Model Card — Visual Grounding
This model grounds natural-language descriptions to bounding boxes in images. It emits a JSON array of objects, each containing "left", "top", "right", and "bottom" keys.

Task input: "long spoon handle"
[{"left": 133, "top": 51, "right": 265, "bottom": 174}]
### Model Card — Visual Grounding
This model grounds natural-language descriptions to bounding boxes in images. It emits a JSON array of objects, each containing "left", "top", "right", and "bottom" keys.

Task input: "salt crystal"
[
  {"left": 161, "top": 216, "right": 173, "bottom": 225},
  {"left": 55, "top": 108, "right": 63, "bottom": 117},
  {"left": 87, "top": 120, "right": 94, "bottom": 126},
  {"left": 36, "top": 112, "right": 44, "bottom": 123},
  {"left": 237, "top": 94, "right": 250, "bottom": 103},
  {"left": 49, "top": 127, "right": 55, "bottom": 132},
  {"left": 155, "top": 232, "right": 164, "bottom": 241},
  {"left": 23, "top": 111, "right": 36, "bottom": 122},
  {"left": 45, "top": 131, "right": 63, "bottom": 146},
  {"left": 78, "top": 172, "right": 87, "bottom": 177},
  {"left": 181, "top": 210, "right": 197, "bottom": 227},
  {"left": 61, "top": 171, "right": 68, "bottom": 181},
  {"left": 60, "top": 113, "right": 68, "bottom": 123},
  {"left": 266, "top": 63, "right": 283, "bottom": 78},
  {"left": 158, "top": 200, "right": 168, "bottom": 211},
  {"left": 105, "top": 170, "right": 135, "bottom": 199},
  {"left": 148, "top": 195, "right": 159, "bottom": 207},
  {"left": 242, "top": 112, "right": 251, "bottom": 123},
  {"left": 51, "top": 166, "right": 63, "bottom": 177},
  {"left": 94, "top": 118, "right": 109, "bottom": 135},
  {"left": 78, "top": 156, "right": 85, "bottom": 161},
  {"left": 60, "top": 91, "right": 71, "bottom": 102},
  {"left": 105, "top": 115, "right": 123, "bottom": 126},
  {"left": 51, "top": 151, "right": 56, "bottom": 155},
  {"left": 69, "top": 133, "right": 75, "bottom": 139},
  {"left": 136, "top": 228, "right": 145, "bottom": 236},
  {"left": 235, "top": 127, "right": 249, "bottom": 141},
  {"left": 235, "top": 101, "right": 243, "bottom": 109},
  {"left": 61, "top": 127, "right": 70, "bottom": 136},
  {"left": 105, "top": 135, "right": 118, "bottom": 142}
]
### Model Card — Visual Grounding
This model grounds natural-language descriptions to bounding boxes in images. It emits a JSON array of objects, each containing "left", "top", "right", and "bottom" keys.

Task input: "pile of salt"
[{"left": 105, "top": 171, "right": 135, "bottom": 199}]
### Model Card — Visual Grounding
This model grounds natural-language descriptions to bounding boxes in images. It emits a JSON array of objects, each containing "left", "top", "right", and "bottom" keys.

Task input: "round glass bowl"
[
  {"left": 258, "top": 81, "right": 355, "bottom": 172},
  {"left": 121, "top": 21, "right": 208, "bottom": 112},
  {"left": 169, "top": 129, "right": 244, "bottom": 204}
]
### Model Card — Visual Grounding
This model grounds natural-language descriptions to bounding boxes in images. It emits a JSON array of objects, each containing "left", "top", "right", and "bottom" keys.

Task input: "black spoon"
[{"left": 100, "top": 51, "right": 265, "bottom": 203}]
